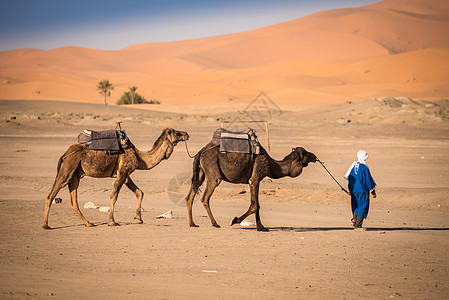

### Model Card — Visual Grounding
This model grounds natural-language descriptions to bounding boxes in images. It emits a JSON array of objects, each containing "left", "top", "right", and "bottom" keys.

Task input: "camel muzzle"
[
  {"left": 308, "top": 152, "right": 318, "bottom": 163},
  {"left": 178, "top": 131, "right": 189, "bottom": 141}
]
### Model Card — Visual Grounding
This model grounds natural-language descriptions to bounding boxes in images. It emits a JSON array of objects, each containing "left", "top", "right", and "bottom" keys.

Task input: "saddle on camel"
[
  {"left": 77, "top": 122, "right": 129, "bottom": 155},
  {"left": 212, "top": 128, "right": 261, "bottom": 155}
]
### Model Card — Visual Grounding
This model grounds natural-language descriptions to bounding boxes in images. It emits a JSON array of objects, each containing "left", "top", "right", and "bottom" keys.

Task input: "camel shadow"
[
  {"left": 238, "top": 226, "right": 449, "bottom": 232},
  {"left": 49, "top": 224, "right": 86, "bottom": 230},
  {"left": 49, "top": 221, "right": 142, "bottom": 230}
]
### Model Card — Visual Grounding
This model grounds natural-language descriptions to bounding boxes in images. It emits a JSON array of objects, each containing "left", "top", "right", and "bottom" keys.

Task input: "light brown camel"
[
  {"left": 43, "top": 128, "right": 189, "bottom": 229},
  {"left": 185, "top": 145, "right": 317, "bottom": 231}
]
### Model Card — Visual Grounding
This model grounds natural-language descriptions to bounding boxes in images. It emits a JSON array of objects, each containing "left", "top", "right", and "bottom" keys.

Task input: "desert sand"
[
  {"left": 0, "top": 97, "right": 448, "bottom": 299},
  {"left": 1, "top": 0, "right": 449, "bottom": 298}
]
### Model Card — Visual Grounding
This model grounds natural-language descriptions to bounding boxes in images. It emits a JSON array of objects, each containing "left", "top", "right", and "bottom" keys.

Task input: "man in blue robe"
[{"left": 344, "top": 150, "right": 377, "bottom": 231}]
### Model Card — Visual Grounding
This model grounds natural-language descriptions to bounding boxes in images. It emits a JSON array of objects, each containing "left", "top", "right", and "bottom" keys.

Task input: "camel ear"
[
  {"left": 166, "top": 128, "right": 172, "bottom": 135},
  {"left": 292, "top": 147, "right": 302, "bottom": 154},
  {"left": 295, "top": 147, "right": 305, "bottom": 159}
]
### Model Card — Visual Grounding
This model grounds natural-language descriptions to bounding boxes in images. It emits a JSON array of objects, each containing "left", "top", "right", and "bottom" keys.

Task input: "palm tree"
[
  {"left": 97, "top": 80, "right": 114, "bottom": 105},
  {"left": 128, "top": 86, "right": 138, "bottom": 105}
]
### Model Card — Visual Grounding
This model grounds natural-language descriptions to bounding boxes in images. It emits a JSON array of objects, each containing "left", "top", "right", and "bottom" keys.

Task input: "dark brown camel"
[
  {"left": 185, "top": 144, "right": 317, "bottom": 231},
  {"left": 43, "top": 128, "right": 189, "bottom": 229}
]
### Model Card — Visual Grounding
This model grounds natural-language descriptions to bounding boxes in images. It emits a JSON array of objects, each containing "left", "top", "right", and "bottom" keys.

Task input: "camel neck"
[
  {"left": 135, "top": 139, "right": 173, "bottom": 170},
  {"left": 268, "top": 157, "right": 302, "bottom": 179}
]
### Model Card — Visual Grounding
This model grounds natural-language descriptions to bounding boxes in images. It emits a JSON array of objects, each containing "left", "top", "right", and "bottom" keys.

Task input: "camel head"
[
  {"left": 279, "top": 147, "right": 317, "bottom": 177},
  {"left": 163, "top": 128, "right": 189, "bottom": 146},
  {"left": 152, "top": 128, "right": 189, "bottom": 160},
  {"left": 291, "top": 147, "right": 317, "bottom": 167}
]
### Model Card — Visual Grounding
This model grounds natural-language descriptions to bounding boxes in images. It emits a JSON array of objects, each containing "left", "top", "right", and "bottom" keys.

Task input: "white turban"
[
  {"left": 344, "top": 150, "right": 369, "bottom": 179},
  {"left": 357, "top": 150, "right": 369, "bottom": 162}
]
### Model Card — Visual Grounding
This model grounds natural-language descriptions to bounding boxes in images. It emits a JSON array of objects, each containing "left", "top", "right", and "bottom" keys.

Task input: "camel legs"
[
  {"left": 108, "top": 173, "right": 127, "bottom": 226},
  {"left": 43, "top": 184, "right": 60, "bottom": 229},
  {"left": 42, "top": 168, "right": 77, "bottom": 229},
  {"left": 186, "top": 168, "right": 205, "bottom": 227},
  {"left": 68, "top": 174, "right": 94, "bottom": 227},
  {"left": 231, "top": 179, "right": 268, "bottom": 231},
  {"left": 185, "top": 186, "right": 197, "bottom": 227},
  {"left": 201, "top": 177, "right": 222, "bottom": 228},
  {"left": 125, "top": 176, "right": 144, "bottom": 224}
]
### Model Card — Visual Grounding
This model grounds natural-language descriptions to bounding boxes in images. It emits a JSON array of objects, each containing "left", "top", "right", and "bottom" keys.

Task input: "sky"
[{"left": 0, "top": 0, "right": 379, "bottom": 51}]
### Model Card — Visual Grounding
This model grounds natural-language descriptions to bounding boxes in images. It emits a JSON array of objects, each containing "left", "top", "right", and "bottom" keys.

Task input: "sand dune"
[
  {"left": 3, "top": 48, "right": 446, "bottom": 104},
  {"left": 124, "top": 0, "right": 449, "bottom": 66},
  {"left": 0, "top": 0, "right": 448, "bottom": 104}
]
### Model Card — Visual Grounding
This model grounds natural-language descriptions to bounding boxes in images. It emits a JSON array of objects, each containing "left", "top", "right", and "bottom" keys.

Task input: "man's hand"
[{"left": 371, "top": 190, "right": 377, "bottom": 198}]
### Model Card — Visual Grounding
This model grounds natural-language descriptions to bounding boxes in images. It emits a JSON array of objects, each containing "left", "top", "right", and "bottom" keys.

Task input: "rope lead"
[
  {"left": 184, "top": 141, "right": 195, "bottom": 158},
  {"left": 317, "top": 159, "right": 350, "bottom": 195}
]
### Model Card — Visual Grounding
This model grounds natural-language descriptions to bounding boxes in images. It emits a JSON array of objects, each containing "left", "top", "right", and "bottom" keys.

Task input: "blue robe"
[{"left": 348, "top": 163, "right": 376, "bottom": 219}]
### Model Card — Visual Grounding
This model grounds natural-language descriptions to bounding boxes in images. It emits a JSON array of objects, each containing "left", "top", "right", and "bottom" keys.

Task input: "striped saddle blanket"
[
  {"left": 212, "top": 128, "right": 260, "bottom": 154},
  {"left": 78, "top": 129, "right": 128, "bottom": 154}
]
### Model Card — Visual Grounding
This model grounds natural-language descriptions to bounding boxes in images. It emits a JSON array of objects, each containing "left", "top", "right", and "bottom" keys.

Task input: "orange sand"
[{"left": 0, "top": 0, "right": 448, "bottom": 104}]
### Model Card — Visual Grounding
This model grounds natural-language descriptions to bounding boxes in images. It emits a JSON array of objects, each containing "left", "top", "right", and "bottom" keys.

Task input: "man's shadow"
[{"left": 239, "top": 226, "right": 449, "bottom": 232}]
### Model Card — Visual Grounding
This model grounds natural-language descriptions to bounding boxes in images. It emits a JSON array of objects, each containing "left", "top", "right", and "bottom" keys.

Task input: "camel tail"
[
  {"left": 191, "top": 151, "right": 202, "bottom": 194},
  {"left": 56, "top": 155, "right": 64, "bottom": 175},
  {"left": 55, "top": 146, "right": 83, "bottom": 178}
]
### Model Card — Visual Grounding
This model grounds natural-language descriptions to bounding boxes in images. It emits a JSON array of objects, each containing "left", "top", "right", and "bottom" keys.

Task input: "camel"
[
  {"left": 185, "top": 143, "right": 317, "bottom": 231},
  {"left": 42, "top": 128, "right": 189, "bottom": 229}
]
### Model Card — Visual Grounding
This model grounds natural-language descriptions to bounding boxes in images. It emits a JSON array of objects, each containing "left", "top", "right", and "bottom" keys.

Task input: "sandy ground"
[{"left": 0, "top": 99, "right": 448, "bottom": 299}]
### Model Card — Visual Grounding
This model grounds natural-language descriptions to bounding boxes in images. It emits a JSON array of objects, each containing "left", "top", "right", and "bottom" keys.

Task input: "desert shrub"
[
  {"left": 148, "top": 99, "right": 161, "bottom": 104},
  {"left": 117, "top": 91, "right": 148, "bottom": 105}
]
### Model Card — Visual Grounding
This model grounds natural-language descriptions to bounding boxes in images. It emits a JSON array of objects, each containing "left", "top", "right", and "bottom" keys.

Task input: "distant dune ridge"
[{"left": 0, "top": 0, "right": 448, "bottom": 104}]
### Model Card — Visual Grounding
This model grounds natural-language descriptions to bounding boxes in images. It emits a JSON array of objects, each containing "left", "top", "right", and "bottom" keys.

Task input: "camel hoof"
[
  {"left": 212, "top": 224, "right": 221, "bottom": 228},
  {"left": 134, "top": 217, "right": 143, "bottom": 224},
  {"left": 190, "top": 224, "right": 199, "bottom": 228},
  {"left": 42, "top": 224, "right": 52, "bottom": 230},
  {"left": 108, "top": 222, "right": 120, "bottom": 226},
  {"left": 230, "top": 217, "right": 240, "bottom": 226},
  {"left": 257, "top": 227, "right": 269, "bottom": 232},
  {"left": 85, "top": 223, "right": 95, "bottom": 227}
]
